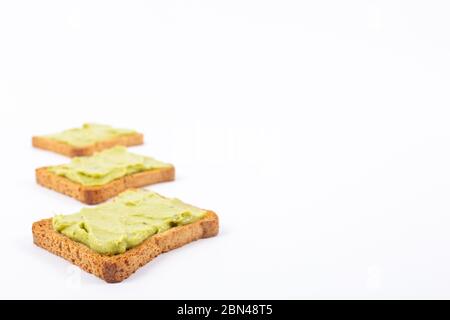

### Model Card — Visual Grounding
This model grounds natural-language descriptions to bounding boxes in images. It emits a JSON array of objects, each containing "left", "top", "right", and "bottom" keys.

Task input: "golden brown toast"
[
  {"left": 32, "top": 133, "right": 144, "bottom": 157},
  {"left": 36, "top": 166, "right": 175, "bottom": 204},
  {"left": 32, "top": 212, "right": 219, "bottom": 283}
]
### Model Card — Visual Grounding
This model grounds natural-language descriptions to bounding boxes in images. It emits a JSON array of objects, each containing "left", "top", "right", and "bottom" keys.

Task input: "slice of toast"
[
  {"left": 36, "top": 166, "right": 175, "bottom": 204},
  {"left": 32, "top": 211, "right": 219, "bottom": 283},
  {"left": 32, "top": 133, "right": 144, "bottom": 157}
]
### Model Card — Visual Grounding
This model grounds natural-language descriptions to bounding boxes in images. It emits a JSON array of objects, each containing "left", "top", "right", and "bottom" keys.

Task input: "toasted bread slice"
[
  {"left": 32, "top": 211, "right": 219, "bottom": 283},
  {"left": 36, "top": 166, "right": 175, "bottom": 204},
  {"left": 32, "top": 133, "right": 144, "bottom": 157}
]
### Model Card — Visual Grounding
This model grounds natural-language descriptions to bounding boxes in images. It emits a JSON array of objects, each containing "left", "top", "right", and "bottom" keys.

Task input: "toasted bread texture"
[
  {"left": 32, "top": 211, "right": 219, "bottom": 283},
  {"left": 36, "top": 166, "right": 175, "bottom": 204},
  {"left": 32, "top": 133, "right": 144, "bottom": 157}
]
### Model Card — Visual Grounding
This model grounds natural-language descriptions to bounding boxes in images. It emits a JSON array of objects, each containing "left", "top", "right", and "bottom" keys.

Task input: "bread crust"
[
  {"left": 32, "top": 133, "right": 144, "bottom": 157},
  {"left": 36, "top": 166, "right": 175, "bottom": 204},
  {"left": 32, "top": 211, "right": 219, "bottom": 283}
]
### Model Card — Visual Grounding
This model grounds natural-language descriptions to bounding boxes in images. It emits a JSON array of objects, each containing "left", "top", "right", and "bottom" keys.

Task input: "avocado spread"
[
  {"left": 45, "top": 123, "right": 136, "bottom": 147},
  {"left": 53, "top": 189, "right": 207, "bottom": 255},
  {"left": 48, "top": 146, "right": 172, "bottom": 186}
]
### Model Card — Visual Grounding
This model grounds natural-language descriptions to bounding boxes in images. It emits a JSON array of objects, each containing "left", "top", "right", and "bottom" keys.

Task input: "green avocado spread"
[
  {"left": 45, "top": 123, "right": 137, "bottom": 147},
  {"left": 48, "top": 146, "right": 172, "bottom": 186},
  {"left": 52, "top": 189, "right": 207, "bottom": 255}
]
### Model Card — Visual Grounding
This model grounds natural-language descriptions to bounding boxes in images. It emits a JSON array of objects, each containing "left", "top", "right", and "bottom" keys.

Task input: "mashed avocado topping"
[
  {"left": 45, "top": 123, "right": 136, "bottom": 147},
  {"left": 48, "top": 146, "right": 172, "bottom": 186},
  {"left": 52, "top": 190, "right": 207, "bottom": 255}
]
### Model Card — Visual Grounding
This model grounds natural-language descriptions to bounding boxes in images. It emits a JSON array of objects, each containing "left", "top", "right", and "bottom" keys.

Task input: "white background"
[{"left": 0, "top": 0, "right": 450, "bottom": 299}]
